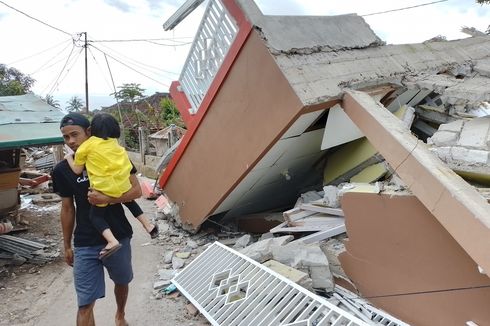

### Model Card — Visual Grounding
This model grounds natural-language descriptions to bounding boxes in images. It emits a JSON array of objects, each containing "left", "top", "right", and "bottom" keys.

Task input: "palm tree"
[
  {"left": 44, "top": 95, "right": 60, "bottom": 108},
  {"left": 66, "top": 96, "right": 84, "bottom": 112}
]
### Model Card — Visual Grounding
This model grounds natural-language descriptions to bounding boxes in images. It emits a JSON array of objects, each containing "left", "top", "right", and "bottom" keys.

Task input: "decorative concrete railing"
[{"left": 178, "top": 0, "right": 238, "bottom": 115}]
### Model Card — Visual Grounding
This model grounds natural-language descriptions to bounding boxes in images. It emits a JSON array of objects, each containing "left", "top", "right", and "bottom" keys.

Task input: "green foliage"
[
  {"left": 111, "top": 83, "right": 145, "bottom": 103},
  {"left": 160, "top": 97, "right": 184, "bottom": 127},
  {"left": 66, "top": 96, "right": 85, "bottom": 112},
  {"left": 44, "top": 95, "right": 60, "bottom": 108},
  {"left": 476, "top": 0, "right": 490, "bottom": 3},
  {"left": 0, "top": 64, "right": 35, "bottom": 96}
]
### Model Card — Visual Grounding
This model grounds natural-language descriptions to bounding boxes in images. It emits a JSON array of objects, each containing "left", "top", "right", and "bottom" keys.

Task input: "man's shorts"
[{"left": 73, "top": 237, "right": 133, "bottom": 307}]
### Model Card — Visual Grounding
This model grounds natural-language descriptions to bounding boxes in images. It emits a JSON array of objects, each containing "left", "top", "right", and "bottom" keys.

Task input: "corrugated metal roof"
[{"left": 0, "top": 94, "right": 65, "bottom": 150}]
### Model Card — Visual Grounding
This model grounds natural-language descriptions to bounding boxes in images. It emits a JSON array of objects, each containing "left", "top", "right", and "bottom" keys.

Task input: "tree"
[
  {"left": 44, "top": 95, "right": 60, "bottom": 108},
  {"left": 111, "top": 83, "right": 146, "bottom": 127},
  {"left": 160, "top": 97, "right": 184, "bottom": 128},
  {"left": 476, "top": 0, "right": 490, "bottom": 3},
  {"left": 0, "top": 64, "right": 35, "bottom": 96},
  {"left": 66, "top": 96, "right": 84, "bottom": 112}
]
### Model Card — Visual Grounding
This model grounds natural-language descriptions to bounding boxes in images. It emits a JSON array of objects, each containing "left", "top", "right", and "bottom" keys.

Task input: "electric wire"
[
  {"left": 103, "top": 53, "right": 126, "bottom": 125},
  {"left": 145, "top": 40, "right": 193, "bottom": 47},
  {"left": 29, "top": 41, "right": 74, "bottom": 75},
  {"left": 361, "top": 0, "right": 449, "bottom": 17},
  {"left": 47, "top": 46, "right": 84, "bottom": 96},
  {"left": 88, "top": 37, "right": 193, "bottom": 43},
  {"left": 87, "top": 46, "right": 116, "bottom": 94},
  {"left": 94, "top": 42, "right": 180, "bottom": 77},
  {"left": 89, "top": 44, "right": 170, "bottom": 88},
  {"left": 40, "top": 43, "right": 76, "bottom": 95},
  {"left": 7, "top": 38, "right": 73, "bottom": 66},
  {"left": 0, "top": 0, "right": 72, "bottom": 36}
]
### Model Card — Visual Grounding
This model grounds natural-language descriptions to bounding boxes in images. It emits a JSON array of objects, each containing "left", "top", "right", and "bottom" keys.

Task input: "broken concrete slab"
[
  {"left": 271, "top": 242, "right": 334, "bottom": 291},
  {"left": 262, "top": 259, "right": 309, "bottom": 284},
  {"left": 239, "top": 235, "right": 293, "bottom": 263},
  {"left": 343, "top": 89, "right": 490, "bottom": 277},
  {"left": 339, "top": 190, "right": 490, "bottom": 325},
  {"left": 428, "top": 116, "right": 490, "bottom": 183}
]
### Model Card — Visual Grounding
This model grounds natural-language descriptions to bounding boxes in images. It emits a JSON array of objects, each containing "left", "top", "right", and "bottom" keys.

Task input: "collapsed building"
[{"left": 159, "top": 0, "right": 490, "bottom": 324}]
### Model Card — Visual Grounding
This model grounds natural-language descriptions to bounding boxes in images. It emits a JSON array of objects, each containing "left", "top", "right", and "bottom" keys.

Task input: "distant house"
[
  {"left": 0, "top": 94, "right": 65, "bottom": 215},
  {"left": 149, "top": 124, "right": 186, "bottom": 156}
]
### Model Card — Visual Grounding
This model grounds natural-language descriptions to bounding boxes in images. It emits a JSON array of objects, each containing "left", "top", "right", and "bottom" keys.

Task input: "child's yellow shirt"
[{"left": 74, "top": 136, "right": 132, "bottom": 198}]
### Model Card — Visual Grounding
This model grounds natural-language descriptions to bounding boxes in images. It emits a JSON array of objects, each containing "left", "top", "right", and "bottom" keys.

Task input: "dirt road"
[{"left": 0, "top": 194, "right": 209, "bottom": 326}]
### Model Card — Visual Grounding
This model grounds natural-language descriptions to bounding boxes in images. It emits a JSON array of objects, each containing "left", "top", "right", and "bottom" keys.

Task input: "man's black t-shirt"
[{"left": 52, "top": 160, "right": 133, "bottom": 247}]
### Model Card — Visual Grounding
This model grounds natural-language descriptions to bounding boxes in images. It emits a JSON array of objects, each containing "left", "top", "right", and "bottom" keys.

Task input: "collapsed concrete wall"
[{"left": 339, "top": 191, "right": 490, "bottom": 325}]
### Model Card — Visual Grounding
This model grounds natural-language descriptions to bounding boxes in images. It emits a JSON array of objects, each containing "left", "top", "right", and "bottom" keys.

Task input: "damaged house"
[
  {"left": 0, "top": 94, "right": 64, "bottom": 218},
  {"left": 160, "top": 0, "right": 490, "bottom": 324}
]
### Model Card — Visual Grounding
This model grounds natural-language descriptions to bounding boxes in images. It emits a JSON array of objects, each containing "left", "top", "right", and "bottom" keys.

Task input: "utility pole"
[{"left": 83, "top": 32, "right": 89, "bottom": 113}]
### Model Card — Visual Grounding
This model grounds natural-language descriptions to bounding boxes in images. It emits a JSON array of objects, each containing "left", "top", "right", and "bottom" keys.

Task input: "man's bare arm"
[
  {"left": 60, "top": 197, "right": 75, "bottom": 266},
  {"left": 87, "top": 174, "right": 142, "bottom": 205}
]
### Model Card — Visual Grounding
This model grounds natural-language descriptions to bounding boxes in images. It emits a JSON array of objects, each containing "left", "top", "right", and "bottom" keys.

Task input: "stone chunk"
[
  {"left": 239, "top": 235, "right": 293, "bottom": 263},
  {"left": 271, "top": 242, "right": 333, "bottom": 291},
  {"left": 158, "top": 268, "right": 176, "bottom": 281},
  {"left": 233, "top": 234, "right": 252, "bottom": 249},
  {"left": 172, "top": 256, "right": 185, "bottom": 270},
  {"left": 175, "top": 252, "right": 191, "bottom": 259},
  {"left": 163, "top": 250, "right": 173, "bottom": 264},
  {"left": 262, "top": 260, "right": 312, "bottom": 290},
  {"left": 458, "top": 118, "right": 490, "bottom": 149},
  {"left": 438, "top": 119, "right": 464, "bottom": 133},
  {"left": 153, "top": 280, "right": 171, "bottom": 290},
  {"left": 428, "top": 131, "right": 458, "bottom": 147}
]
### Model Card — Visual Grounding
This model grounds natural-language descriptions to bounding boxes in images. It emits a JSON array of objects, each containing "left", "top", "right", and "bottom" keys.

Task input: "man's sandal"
[{"left": 99, "top": 243, "right": 122, "bottom": 260}]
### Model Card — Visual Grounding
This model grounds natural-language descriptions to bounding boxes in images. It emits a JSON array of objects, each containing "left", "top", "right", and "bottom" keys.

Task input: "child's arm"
[
  {"left": 64, "top": 153, "right": 85, "bottom": 175},
  {"left": 88, "top": 174, "right": 142, "bottom": 205}
]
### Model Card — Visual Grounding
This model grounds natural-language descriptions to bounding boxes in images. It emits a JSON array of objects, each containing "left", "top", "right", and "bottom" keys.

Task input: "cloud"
[
  {"left": 148, "top": 0, "right": 180, "bottom": 10},
  {"left": 103, "top": 0, "right": 133, "bottom": 12}
]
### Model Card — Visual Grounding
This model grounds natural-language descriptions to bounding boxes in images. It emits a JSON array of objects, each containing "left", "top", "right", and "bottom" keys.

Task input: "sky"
[{"left": 0, "top": 0, "right": 489, "bottom": 110}]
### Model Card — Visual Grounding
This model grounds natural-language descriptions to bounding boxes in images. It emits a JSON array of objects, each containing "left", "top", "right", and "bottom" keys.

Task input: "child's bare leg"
[
  {"left": 101, "top": 228, "right": 120, "bottom": 249},
  {"left": 136, "top": 214, "right": 154, "bottom": 233},
  {"left": 136, "top": 214, "right": 158, "bottom": 238}
]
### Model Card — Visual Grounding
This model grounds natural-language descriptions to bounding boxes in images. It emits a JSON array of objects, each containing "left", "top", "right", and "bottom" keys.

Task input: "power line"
[
  {"left": 94, "top": 42, "right": 179, "bottom": 77},
  {"left": 41, "top": 44, "right": 76, "bottom": 95},
  {"left": 88, "top": 37, "right": 193, "bottom": 43},
  {"left": 361, "top": 0, "right": 449, "bottom": 17},
  {"left": 145, "top": 40, "right": 193, "bottom": 47},
  {"left": 0, "top": 0, "right": 72, "bottom": 36},
  {"left": 7, "top": 38, "right": 73, "bottom": 66},
  {"left": 87, "top": 46, "right": 115, "bottom": 93},
  {"left": 89, "top": 44, "right": 170, "bottom": 88},
  {"left": 29, "top": 41, "right": 74, "bottom": 75},
  {"left": 47, "top": 46, "right": 84, "bottom": 96}
]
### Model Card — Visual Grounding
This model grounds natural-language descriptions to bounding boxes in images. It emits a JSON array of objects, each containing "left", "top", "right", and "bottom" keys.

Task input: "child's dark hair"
[{"left": 90, "top": 113, "right": 120, "bottom": 139}]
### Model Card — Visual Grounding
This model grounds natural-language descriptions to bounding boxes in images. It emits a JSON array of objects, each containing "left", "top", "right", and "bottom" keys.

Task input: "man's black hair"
[{"left": 90, "top": 113, "right": 121, "bottom": 139}]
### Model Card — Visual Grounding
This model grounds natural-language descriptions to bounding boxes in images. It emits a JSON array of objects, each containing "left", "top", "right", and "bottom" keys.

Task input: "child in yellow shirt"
[{"left": 65, "top": 113, "right": 158, "bottom": 259}]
